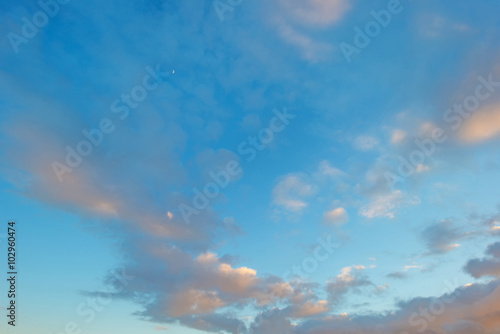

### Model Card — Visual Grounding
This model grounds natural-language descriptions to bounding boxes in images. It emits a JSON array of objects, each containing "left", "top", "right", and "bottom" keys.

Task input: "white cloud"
[
  {"left": 417, "top": 14, "right": 471, "bottom": 39},
  {"left": 274, "top": 19, "right": 334, "bottom": 61},
  {"left": 353, "top": 136, "right": 379, "bottom": 151},
  {"left": 359, "top": 191, "right": 420, "bottom": 219},
  {"left": 323, "top": 207, "right": 349, "bottom": 226},
  {"left": 272, "top": 174, "right": 315, "bottom": 213},
  {"left": 391, "top": 129, "right": 407, "bottom": 144},
  {"left": 403, "top": 265, "right": 423, "bottom": 272},
  {"left": 317, "top": 160, "right": 344, "bottom": 178}
]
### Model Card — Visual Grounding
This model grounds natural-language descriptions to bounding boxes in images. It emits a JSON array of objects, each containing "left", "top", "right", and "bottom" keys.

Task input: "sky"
[{"left": 1, "top": 0, "right": 500, "bottom": 333}]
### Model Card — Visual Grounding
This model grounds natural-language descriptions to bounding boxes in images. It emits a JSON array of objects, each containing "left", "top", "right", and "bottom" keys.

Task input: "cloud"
[
  {"left": 317, "top": 160, "right": 344, "bottom": 178},
  {"left": 289, "top": 300, "right": 329, "bottom": 318},
  {"left": 442, "top": 320, "right": 487, "bottom": 334},
  {"left": 269, "top": 0, "right": 350, "bottom": 61},
  {"left": 247, "top": 280, "right": 500, "bottom": 334},
  {"left": 326, "top": 265, "right": 374, "bottom": 306},
  {"left": 272, "top": 174, "right": 315, "bottom": 214},
  {"left": 471, "top": 210, "right": 500, "bottom": 236},
  {"left": 353, "top": 136, "right": 379, "bottom": 151},
  {"left": 243, "top": 242, "right": 500, "bottom": 334},
  {"left": 2, "top": 1, "right": 500, "bottom": 333},
  {"left": 391, "top": 129, "right": 407, "bottom": 144},
  {"left": 386, "top": 271, "right": 407, "bottom": 279},
  {"left": 465, "top": 242, "right": 500, "bottom": 278},
  {"left": 279, "top": 0, "right": 350, "bottom": 27},
  {"left": 222, "top": 217, "right": 246, "bottom": 237},
  {"left": 459, "top": 103, "right": 500, "bottom": 143},
  {"left": 105, "top": 243, "right": 296, "bottom": 331},
  {"left": 169, "top": 289, "right": 226, "bottom": 317},
  {"left": 416, "top": 14, "right": 472, "bottom": 39},
  {"left": 421, "top": 220, "right": 462, "bottom": 255},
  {"left": 323, "top": 207, "right": 349, "bottom": 226},
  {"left": 274, "top": 19, "right": 334, "bottom": 62},
  {"left": 416, "top": 164, "right": 431, "bottom": 173},
  {"left": 248, "top": 308, "right": 294, "bottom": 334},
  {"left": 387, "top": 264, "right": 424, "bottom": 279},
  {"left": 359, "top": 190, "right": 420, "bottom": 219}
]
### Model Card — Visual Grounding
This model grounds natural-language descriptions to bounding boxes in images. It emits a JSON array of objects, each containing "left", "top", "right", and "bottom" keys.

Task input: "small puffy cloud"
[
  {"left": 492, "top": 224, "right": 500, "bottom": 233},
  {"left": 403, "top": 265, "right": 424, "bottom": 271},
  {"left": 421, "top": 220, "right": 462, "bottom": 255},
  {"left": 272, "top": 174, "right": 315, "bottom": 213},
  {"left": 387, "top": 265, "right": 423, "bottom": 279},
  {"left": 376, "top": 283, "right": 390, "bottom": 292},
  {"left": 353, "top": 136, "right": 379, "bottom": 151},
  {"left": 416, "top": 164, "right": 430, "bottom": 173},
  {"left": 323, "top": 207, "right": 349, "bottom": 226},
  {"left": 473, "top": 211, "right": 500, "bottom": 236},
  {"left": 359, "top": 191, "right": 420, "bottom": 219},
  {"left": 386, "top": 271, "right": 407, "bottom": 280},
  {"left": 419, "top": 121, "right": 440, "bottom": 137},
  {"left": 326, "top": 265, "right": 373, "bottom": 306},
  {"left": 391, "top": 129, "right": 407, "bottom": 144},
  {"left": 459, "top": 103, "right": 500, "bottom": 143},
  {"left": 317, "top": 160, "right": 344, "bottom": 178}
]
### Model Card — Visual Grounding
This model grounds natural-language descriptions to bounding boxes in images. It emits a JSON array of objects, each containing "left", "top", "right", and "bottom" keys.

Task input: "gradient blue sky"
[{"left": 1, "top": 0, "right": 500, "bottom": 333}]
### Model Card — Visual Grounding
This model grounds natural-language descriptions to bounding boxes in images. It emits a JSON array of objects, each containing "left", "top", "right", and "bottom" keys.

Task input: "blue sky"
[{"left": 1, "top": 0, "right": 500, "bottom": 333}]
